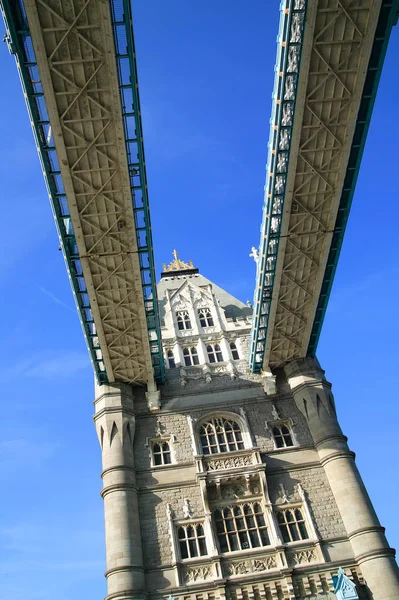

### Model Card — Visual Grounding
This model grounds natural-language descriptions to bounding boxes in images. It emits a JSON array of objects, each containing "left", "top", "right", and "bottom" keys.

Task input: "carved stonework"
[
  {"left": 183, "top": 498, "right": 193, "bottom": 518},
  {"left": 274, "top": 482, "right": 303, "bottom": 505},
  {"left": 177, "top": 330, "right": 194, "bottom": 338},
  {"left": 202, "top": 326, "right": 217, "bottom": 334},
  {"left": 221, "top": 484, "right": 245, "bottom": 500},
  {"left": 205, "top": 454, "right": 254, "bottom": 471},
  {"left": 288, "top": 548, "right": 317, "bottom": 566},
  {"left": 182, "top": 564, "right": 213, "bottom": 584},
  {"left": 192, "top": 289, "right": 212, "bottom": 307},
  {"left": 171, "top": 297, "right": 188, "bottom": 311},
  {"left": 224, "top": 555, "right": 277, "bottom": 577}
]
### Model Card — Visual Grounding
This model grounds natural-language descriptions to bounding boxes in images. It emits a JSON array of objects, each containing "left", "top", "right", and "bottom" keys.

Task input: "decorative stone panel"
[
  {"left": 287, "top": 547, "right": 318, "bottom": 567},
  {"left": 222, "top": 554, "right": 278, "bottom": 577},
  {"left": 205, "top": 453, "right": 256, "bottom": 471},
  {"left": 181, "top": 563, "right": 215, "bottom": 584}
]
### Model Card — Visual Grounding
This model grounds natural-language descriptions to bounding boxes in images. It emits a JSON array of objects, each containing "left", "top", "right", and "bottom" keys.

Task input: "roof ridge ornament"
[{"left": 162, "top": 250, "right": 195, "bottom": 273}]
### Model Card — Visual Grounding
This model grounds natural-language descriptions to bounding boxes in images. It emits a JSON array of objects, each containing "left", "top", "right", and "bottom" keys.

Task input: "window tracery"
[
  {"left": 214, "top": 503, "right": 270, "bottom": 552},
  {"left": 183, "top": 346, "right": 199, "bottom": 366},
  {"left": 177, "top": 523, "right": 208, "bottom": 559},
  {"left": 198, "top": 308, "right": 214, "bottom": 327},
  {"left": 272, "top": 423, "right": 294, "bottom": 448},
  {"left": 276, "top": 508, "right": 308, "bottom": 543},
  {"left": 230, "top": 342, "right": 239, "bottom": 360},
  {"left": 151, "top": 440, "right": 172, "bottom": 466},
  {"left": 167, "top": 350, "right": 176, "bottom": 369},
  {"left": 206, "top": 343, "right": 223, "bottom": 363},
  {"left": 199, "top": 417, "right": 244, "bottom": 455},
  {"left": 176, "top": 311, "right": 192, "bottom": 330}
]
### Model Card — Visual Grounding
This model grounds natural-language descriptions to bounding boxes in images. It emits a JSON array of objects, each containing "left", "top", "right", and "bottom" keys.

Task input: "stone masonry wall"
[
  {"left": 139, "top": 484, "right": 204, "bottom": 569},
  {"left": 268, "top": 467, "right": 347, "bottom": 540},
  {"left": 134, "top": 394, "right": 314, "bottom": 468},
  {"left": 134, "top": 382, "right": 348, "bottom": 587}
]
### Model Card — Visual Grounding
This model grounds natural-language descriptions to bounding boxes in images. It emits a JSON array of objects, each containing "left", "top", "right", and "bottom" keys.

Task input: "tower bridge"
[
  {"left": 249, "top": 0, "right": 399, "bottom": 374},
  {"left": 1, "top": 1, "right": 399, "bottom": 600},
  {"left": 1, "top": 0, "right": 164, "bottom": 391}
]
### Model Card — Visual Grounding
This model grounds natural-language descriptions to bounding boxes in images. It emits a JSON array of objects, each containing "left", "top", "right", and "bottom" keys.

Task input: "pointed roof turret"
[{"left": 158, "top": 252, "right": 252, "bottom": 322}]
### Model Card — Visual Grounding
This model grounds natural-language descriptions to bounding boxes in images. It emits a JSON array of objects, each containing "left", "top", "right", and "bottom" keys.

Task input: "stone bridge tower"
[{"left": 94, "top": 253, "right": 399, "bottom": 600}]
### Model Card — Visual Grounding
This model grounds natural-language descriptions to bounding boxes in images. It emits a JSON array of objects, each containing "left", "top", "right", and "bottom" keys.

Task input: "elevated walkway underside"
[
  {"left": 250, "top": 0, "right": 398, "bottom": 372},
  {"left": 2, "top": 0, "right": 163, "bottom": 385}
]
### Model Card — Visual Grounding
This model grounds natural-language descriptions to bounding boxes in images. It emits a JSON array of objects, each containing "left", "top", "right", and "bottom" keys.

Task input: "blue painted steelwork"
[
  {"left": 1, "top": 0, "right": 165, "bottom": 384},
  {"left": 1, "top": 0, "right": 108, "bottom": 384},
  {"left": 333, "top": 567, "right": 359, "bottom": 600},
  {"left": 307, "top": 0, "right": 399, "bottom": 356},
  {"left": 110, "top": 0, "right": 164, "bottom": 384},
  {"left": 249, "top": 0, "right": 307, "bottom": 372}
]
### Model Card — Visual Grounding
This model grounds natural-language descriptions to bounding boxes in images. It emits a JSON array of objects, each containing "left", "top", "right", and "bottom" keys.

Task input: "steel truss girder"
[
  {"left": 250, "top": 0, "right": 397, "bottom": 372},
  {"left": 1, "top": 0, "right": 164, "bottom": 385}
]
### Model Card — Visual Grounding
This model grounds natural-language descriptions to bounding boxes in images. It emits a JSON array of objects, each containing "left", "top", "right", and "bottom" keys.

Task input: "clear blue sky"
[{"left": 0, "top": 2, "right": 398, "bottom": 598}]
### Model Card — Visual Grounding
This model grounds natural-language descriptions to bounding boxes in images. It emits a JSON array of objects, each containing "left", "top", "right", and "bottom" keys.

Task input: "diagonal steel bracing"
[
  {"left": 250, "top": 0, "right": 398, "bottom": 372},
  {"left": 1, "top": 0, "right": 164, "bottom": 385}
]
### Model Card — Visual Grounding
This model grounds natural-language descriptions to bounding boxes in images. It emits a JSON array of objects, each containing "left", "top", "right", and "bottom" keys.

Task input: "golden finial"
[{"left": 162, "top": 250, "right": 195, "bottom": 272}]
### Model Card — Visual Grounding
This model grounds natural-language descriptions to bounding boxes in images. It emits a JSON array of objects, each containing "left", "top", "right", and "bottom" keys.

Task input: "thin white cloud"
[{"left": 37, "top": 285, "right": 75, "bottom": 313}]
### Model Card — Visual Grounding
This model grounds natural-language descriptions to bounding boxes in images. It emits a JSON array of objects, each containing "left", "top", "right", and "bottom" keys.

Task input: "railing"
[
  {"left": 249, "top": 0, "right": 307, "bottom": 372},
  {"left": 110, "top": 0, "right": 164, "bottom": 383}
]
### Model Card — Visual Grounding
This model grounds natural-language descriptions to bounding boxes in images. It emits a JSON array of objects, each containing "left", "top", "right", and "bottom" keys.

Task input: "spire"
[{"left": 161, "top": 250, "right": 199, "bottom": 277}]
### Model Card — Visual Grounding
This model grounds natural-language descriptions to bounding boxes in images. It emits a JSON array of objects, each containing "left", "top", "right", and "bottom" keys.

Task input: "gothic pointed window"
[
  {"left": 214, "top": 503, "right": 270, "bottom": 553},
  {"left": 199, "top": 416, "right": 244, "bottom": 454},
  {"left": 167, "top": 350, "right": 176, "bottom": 369},
  {"left": 206, "top": 343, "right": 223, "bottom": 363},
  {"left": 176, "top": 311, "right": 192, "bottom": 330},
  {"left": 178, "top": 523, "right": 208, "bottom": 559},
  {"left": 272, "top": 424, "right": 294, "bottom": 448},
  {"left": 276, "top": 508, "right": 308, "bottom": 543},
  {"left": 230, "top": 342, "right": 239, "bottom": 360},
  {"left": 183, "top": 346, "right": 199, "bottom": 367},
  {"left": 198, "top": 308, "right": 214, "bottom": 327},
  {"left": 152, "top": 441, "right": 172, "bottom": 466}
]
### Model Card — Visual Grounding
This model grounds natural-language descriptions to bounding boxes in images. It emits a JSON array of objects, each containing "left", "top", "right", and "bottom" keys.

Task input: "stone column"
[
  {"left": 197, "top": 338, "right": 209, "bottom": 365},
  {"left": 284, "top": 357, "right": 399, "bottom": 600},
  {"left": 94, "top": 382, "right": 146, "bottom": 600}
]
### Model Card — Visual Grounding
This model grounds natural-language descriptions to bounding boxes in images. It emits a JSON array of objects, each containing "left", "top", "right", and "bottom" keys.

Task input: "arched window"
[
  {"left": 272, "top": 424, "right": 294, "bottom": 448},
  {"left": 230, "top": 342, "right": 239, "bottom": 360},
  {"left": 167, "top": 350, "right": 175, "bottom": 369},
  {"left": 178, "top": 523, "right": 207, "bottom": 559},
  {"left": 183, "top": 346, "right": 199, "bottom": 366},
  {"left": 152, "top": 441, "right": 171, "bottom": 466},
  {"left": 214, "top": 503, "right": 270, "bottom": 553},
  {"left": 198, "top": 308, "right": 214, "bottom": 327},
  {"left": 176, "top": 311, "right": 192, "bottom": 330},
  {"left": 199, "top": 416, "right": 244, "bottom": 454},
  {"left": 276, "top": 508, "right": 308, "bottom": 543},
  {"left": 206, "top": 343, "right": 223, "bottom": 363}
]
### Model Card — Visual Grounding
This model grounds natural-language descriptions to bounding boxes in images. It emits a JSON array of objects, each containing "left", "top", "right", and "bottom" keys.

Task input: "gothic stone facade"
[{"left": 94, "top": 267, "right": 399, "bottom": 600}]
